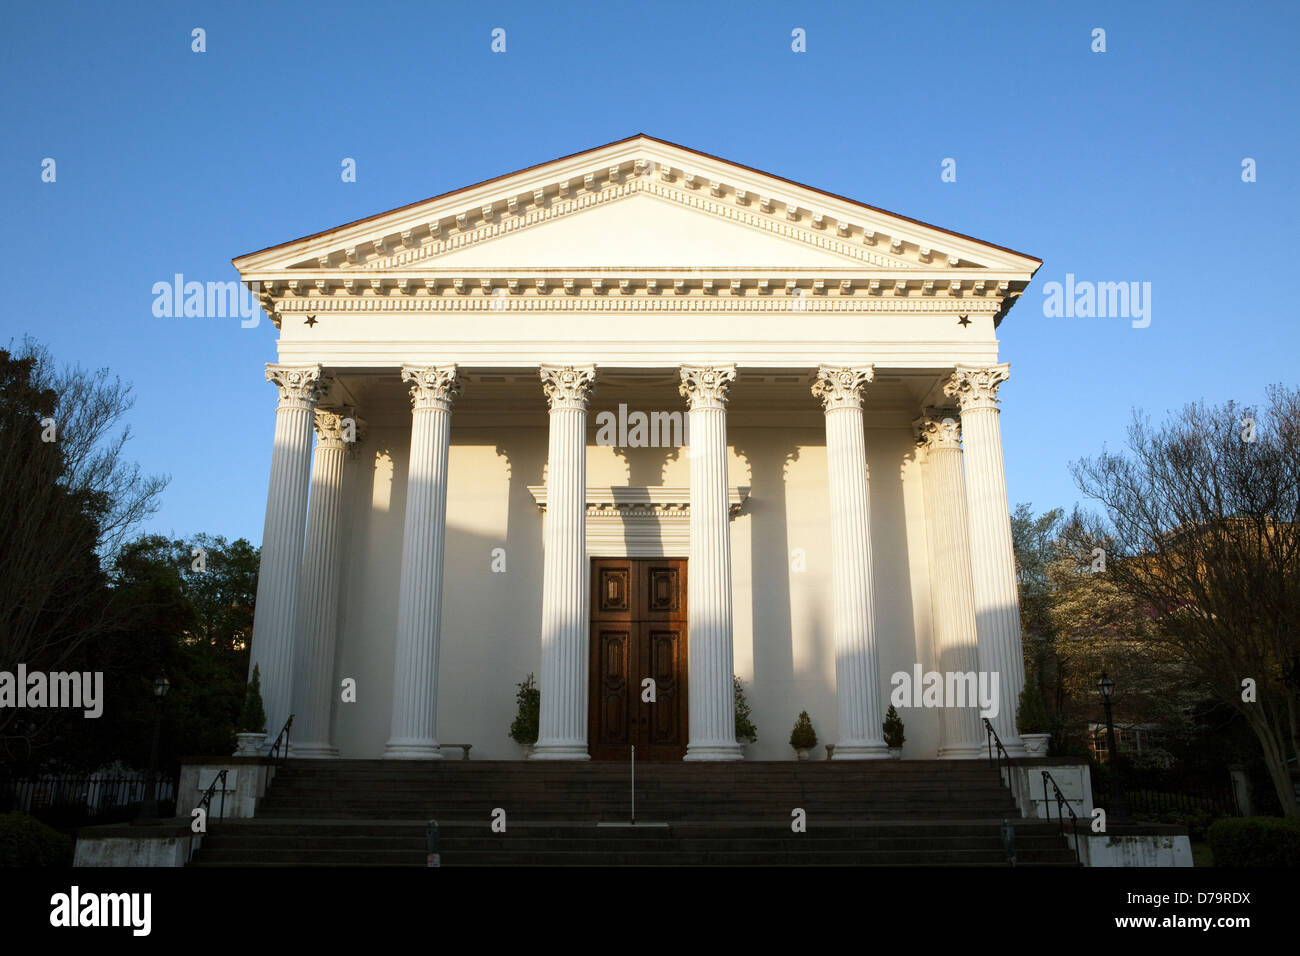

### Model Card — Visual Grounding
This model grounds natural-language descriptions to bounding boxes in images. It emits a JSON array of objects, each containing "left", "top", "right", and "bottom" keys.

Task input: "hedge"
[
  {"left": 1206, "top": 816, "right": 1300, "bottom": 867},
  {"left": 0, "top": 812, "right": 75, "bottom": 867}
]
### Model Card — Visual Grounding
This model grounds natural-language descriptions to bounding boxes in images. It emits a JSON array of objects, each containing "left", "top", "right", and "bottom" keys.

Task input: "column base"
[
  {"left": 529, "top": 742, "right": 590, "bottom": 761},
  {"left": 289, "top": 742, "right": 339, "bottom": 759},
  {"left": 384, "top": 739, "right": 444, "bottom": 760},
  {"left": 937, "top": 744, "right": 987, "bottom": 760},
  {"left": 830, "top": 741, "right": 891, "bottom": 760},
  {"left": 684, "top": 743, "right": 744, "bottom": 761}
]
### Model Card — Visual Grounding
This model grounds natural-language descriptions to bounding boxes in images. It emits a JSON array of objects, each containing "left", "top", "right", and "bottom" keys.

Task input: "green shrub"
[
  {"left": 1206, "top": 817, "right": 1300, "bottom": 867},
  {"left": 1016, "top": 677, "right": 1050, "bottom": 734},
  {"left": 882, "top": 704, "right": 905, "bottom": 749},
  {"left": 789, "top": 711, "right": 817, "bottom": 750},
  {"left": 238, "top": 664, "right": 267, "bottom": 734},
  {"left": 733, "top": 676, "right": 757, "bottom": 744},
  {"left": 0, "top": 813, "right": 74, "bottom": 867},
  {"left": 508, "top": 673, "right": 540, "bottom": 746}
]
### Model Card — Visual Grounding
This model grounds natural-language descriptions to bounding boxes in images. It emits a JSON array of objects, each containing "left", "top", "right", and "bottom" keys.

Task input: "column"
[
  {"left": 812, "top": 366, "right": 889, "bottom": 759},
  {"left": 385, "top": 366, "right": 461, "bottom": 759},
  {"left": 249, "top": 364, "right": 321, "bottom": 749},
  {"left": 291, "top": 409, "right": 362, "bottom": 758},
  {"left": 532, "top": 365, "right": 597, "bottom": 760},
  {"left": 680, "top": 365, "right": 742, "bottom": 761},
  {"left": 944, "top": 364, "right": 1026, "bottom": 755},
  {"left": 915, "top": 409, "right": 985, "bottom": 758}
]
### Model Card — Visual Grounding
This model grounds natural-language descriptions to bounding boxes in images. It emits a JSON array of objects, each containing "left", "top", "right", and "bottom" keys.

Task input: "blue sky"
[{"left": 2, "top": 1, "right": 1296, "bottom": 546}]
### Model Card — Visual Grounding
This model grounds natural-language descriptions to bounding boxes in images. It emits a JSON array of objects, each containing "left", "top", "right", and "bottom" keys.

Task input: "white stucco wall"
[{"left": 329, "top": 406, "right": 938, "bottom": 761}]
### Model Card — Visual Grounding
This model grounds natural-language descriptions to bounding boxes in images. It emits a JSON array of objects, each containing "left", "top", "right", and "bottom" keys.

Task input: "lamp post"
[
  {"left": 136, "top": 675, "right": 170, "bottom": 824},
  {"left": 1097, "top": 671, "right": 1132, "bottom": 824}
]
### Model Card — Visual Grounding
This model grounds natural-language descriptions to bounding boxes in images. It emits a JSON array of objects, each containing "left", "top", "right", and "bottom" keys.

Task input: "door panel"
[{"left": 589, "top": 558, "right": 687, "bottom": 761}]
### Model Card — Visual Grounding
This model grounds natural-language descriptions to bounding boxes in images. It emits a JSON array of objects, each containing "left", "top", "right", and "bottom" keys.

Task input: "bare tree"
[
  {"left": 1070, "top": 385, "right": 1300, "bottom": 816},
  {"left": 0, "top": 338, "right": 167, "bottom": 749}
]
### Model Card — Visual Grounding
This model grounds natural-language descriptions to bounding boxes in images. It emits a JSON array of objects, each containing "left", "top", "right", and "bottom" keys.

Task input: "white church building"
[{"left": 233, "top": 135, "right": 1041, "bottom": 763}]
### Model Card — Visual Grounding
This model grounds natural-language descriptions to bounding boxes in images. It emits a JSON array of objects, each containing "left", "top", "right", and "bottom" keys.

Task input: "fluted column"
[
  {"left": 915, "top": 409, "right": 985, "bottom": 758},
  {"left": 680, "top": 365, "right": 742, "bottom": 761},
  {"left": 291, "top": 409, "right": 362, "bottom": 758},
  {"left": 249, "top": 365, "right": 322, "bottom": 750},
  {"left": 812, "top": 366, "right": 889, "bottom": 759},
  {"left": 385, "top": 366, "right": 461, "bottom": 759},
  {"left": 531, "top": 365, "right": 597, "bottom": 760},
  {"left": 945, "top": 364, "right": 1026, "bottom": 755}
]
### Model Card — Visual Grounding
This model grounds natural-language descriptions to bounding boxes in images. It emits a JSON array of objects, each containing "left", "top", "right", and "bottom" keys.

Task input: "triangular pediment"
[{"left": 235, "top": 135, "right": 1041, "bottom": 279}]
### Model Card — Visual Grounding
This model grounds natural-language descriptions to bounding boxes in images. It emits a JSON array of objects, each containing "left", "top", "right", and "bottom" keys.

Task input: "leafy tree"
[
  {"left": 1011, "top": 504, "right": 1064, "bottom": 688},
  {"left": 0, "top": 339, "right": 165, "bottom": 755},
  {"left": 1070, "top": 385, "right": 1300, "bottom": 817}
]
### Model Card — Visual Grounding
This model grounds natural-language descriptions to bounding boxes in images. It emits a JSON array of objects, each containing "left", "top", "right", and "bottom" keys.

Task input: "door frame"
[{"left": 588, "top": 557, "right": 688, "bottom": 761}]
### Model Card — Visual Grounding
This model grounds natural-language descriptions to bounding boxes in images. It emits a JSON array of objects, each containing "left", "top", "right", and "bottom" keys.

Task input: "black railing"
[
  {"left": 983, "top": 718, "right": 1012, "bottom": 785},
  {"left": 983, "top": 718, "right": 1018, "bottom": 865},
  {"left": 268, "top": 715, "right": 293, "bottom": 765},
  {"left": 189, "top": 769, "right": 228, "bottom": 862},
  {"left": 1041, "top": 769, "right": 1081, "bottom": 864},
  {"left": 2, "top": 773, "right": 177, "bottom": 828}
]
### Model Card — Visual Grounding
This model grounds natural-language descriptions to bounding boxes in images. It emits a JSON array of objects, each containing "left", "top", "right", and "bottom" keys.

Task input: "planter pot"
[
  {"left": 887, "top": 747, "right": 903, "bottom": 760},
  {"left": 521, "top": 743, "right": 534, "bottom": 759},
  {"left": 795, "top": 747, "right": 811, "bottom": 760},
  {"left": 234, "top": 732, "right": 265, "bottom": 757},
  {"left": 1021, "top": 733, "right": 1051, "bottom": 756}
]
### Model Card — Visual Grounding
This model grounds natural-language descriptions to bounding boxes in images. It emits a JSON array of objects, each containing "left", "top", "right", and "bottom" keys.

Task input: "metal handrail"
[
  {"left": 983, "top": 718, "right": 1017, "bottom": 865},
  {"left": 189, "top": 769, "right": 228, "bottom": 862},
  {"left": 1041, "top": 769, "right": 1081, "bottom": 864},
  {"left": 982, "top": 717, "right": 1012, "bottom": 783},
  {"left": 268, "top": 715, "right": 294, "bottom": 765}
]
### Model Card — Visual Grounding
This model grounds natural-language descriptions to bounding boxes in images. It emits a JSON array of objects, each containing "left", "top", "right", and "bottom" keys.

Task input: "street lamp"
[
  {"left": 1097, "top": 671, "right": 1133, "bottom": 824},
  {"left": 135, "top": 675, "right": 170, "bottom": 824}
]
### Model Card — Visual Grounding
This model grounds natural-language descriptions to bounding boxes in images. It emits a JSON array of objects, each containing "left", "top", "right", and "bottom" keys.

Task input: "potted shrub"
[
  {"left": 882, "top": 704, "right": 905, "bottom": 759},
  {"left": 1017, "top": 677, "right": 1051, "bottom": 756},
  {"left": 789, "top": 710, "right": 817, "bottom": 759},
  {"left": 508, "top": 673, "right": 540, "bottom": 757},
  {"left": 234, "top": 664, "right": 267, "bottom": 756},
  {"left": 734, "top": 675, "right": 757, "bottom": 750}
]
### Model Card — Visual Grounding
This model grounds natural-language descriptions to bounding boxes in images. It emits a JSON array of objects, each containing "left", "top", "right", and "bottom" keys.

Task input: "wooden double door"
[{"left": 589, "top": 558, "right": 688, "bottom": 761}]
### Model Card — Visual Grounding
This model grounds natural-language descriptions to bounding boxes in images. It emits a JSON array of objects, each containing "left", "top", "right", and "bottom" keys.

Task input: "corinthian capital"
[
  {"left": 539, "top": 364, "right": 597, "bottom": 411},
  {"left": 914, "top": 406, "right": 963, "bottom": 452},
  {"left": 811, "top": 365, "right": 874, "bottom": 411},
  {"left": 401, "top": 365, "right": 462, "bottom": 411},
  {"left": 944, "top": 363, "right": 1010, "bottom": 412},
  {"left": 266, "top": 364, "right": 323, "bottom": 410},
  {"left": 314, "top": 408, "right": 366, "bottom": 451},
  {"left": 679, "top": 365, "right": 737, "bottom": 410}
]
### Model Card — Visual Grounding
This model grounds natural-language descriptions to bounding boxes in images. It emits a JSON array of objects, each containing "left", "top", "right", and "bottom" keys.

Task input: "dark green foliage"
[
  {"left": 882, "top": 704, "right": 905, "bottom": 748},
  {"left": 509, "top": 673, "right": 540, "bottom": 746},
  {"left": 1207, "top": 817, "right": 1300, "bottom": 867},
  {"left": 0, "top": 813, "right": 74, "bottom": 867},
  {"left": 733, "top": 675, "right": 757, "bottom": 743},
  {"left": 238, "top": 664, "right": 267, "bottom": 734},
  {"left": 1017, "top": 677, "right": 1051, "bottom": 734},
  {"left": 789, "top": 711, "right": 817, "bottom": 750}
]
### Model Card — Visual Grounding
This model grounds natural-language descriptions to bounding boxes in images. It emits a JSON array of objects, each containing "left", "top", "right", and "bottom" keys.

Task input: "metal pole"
[{"left": 631, "top": 745, "right": 635, "bottom": 825}]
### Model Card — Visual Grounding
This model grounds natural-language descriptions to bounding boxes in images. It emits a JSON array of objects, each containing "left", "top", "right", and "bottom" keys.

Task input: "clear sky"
[{"left": 2, "top": 1, "right": 1296, "bottom": 546}]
